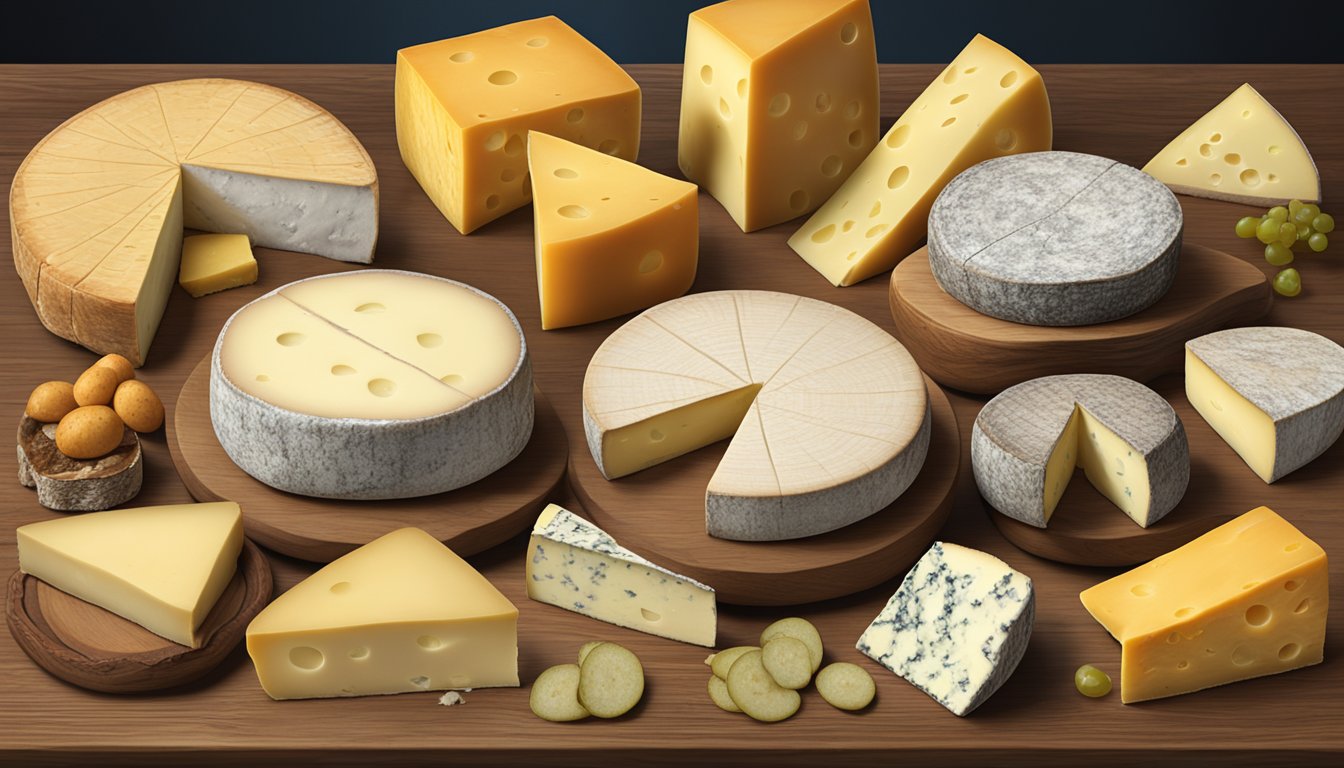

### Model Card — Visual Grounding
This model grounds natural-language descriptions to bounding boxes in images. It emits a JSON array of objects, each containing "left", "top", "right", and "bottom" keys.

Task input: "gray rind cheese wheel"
[
  {"left": 928, "top": 151, "right": 1182, "bottom": 326},
  {"left": 16, "top": 416, "right": 142, "bottom": 512},
  {"left": 1186, "top": 327, "right": 1344, "bottom": 483},
  {"left": 972, "top": 374, "right": 1189, "bottom": 529}
]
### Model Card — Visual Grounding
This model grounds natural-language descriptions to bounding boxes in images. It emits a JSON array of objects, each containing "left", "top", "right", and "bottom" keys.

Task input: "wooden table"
[{"left": 2, "top": 63, "right": 1341, "bottom": 766}]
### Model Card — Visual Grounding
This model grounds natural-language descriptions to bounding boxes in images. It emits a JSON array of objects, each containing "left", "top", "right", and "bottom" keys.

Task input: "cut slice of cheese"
[
  {"left": 1143, "top": 83, "right": 1319, "bottom": 205},
  {"left": 11, "top": 79, "right": 378, "bottom": 365},
  {"left": 527, "top": 131, "right": 698, "bottom": 330},
  {"left": 789, "top": 34, "right": 1051, "bottom": 286},
  {"left": 1185, "top": 327, "right": 1344, "bottom": 484},
  {"left": 677, "top": 0, "right": 879, "bottom": 232},
  {"left": 1080, "top": 506, "right": 1327, "bottom": 703},
  {"left": 396, "top": 16, "right": 641, "bottom": 235},
  {"left": 246, "top": 527, "right": 519, "bottom": 700},
  {"left": 179, "top": 234, "right": 257, "bottom": 297},
  {"left": 16, "top": 502, "right": 243, "bottom": 648},
  {"left": 583, "top": 290, "right": 930, "bottom": 541}
]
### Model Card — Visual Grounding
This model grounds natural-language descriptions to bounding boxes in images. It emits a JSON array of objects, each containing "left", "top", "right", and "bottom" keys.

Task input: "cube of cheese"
[
  {"left": 396, "top": 16, "right": 641, "bottom": 234},
  {"left": 179, "top": 233, "right": 257, "bottom": 297},
  {"left": 678, "top": 0, "right": 879, "bottom": 232}
]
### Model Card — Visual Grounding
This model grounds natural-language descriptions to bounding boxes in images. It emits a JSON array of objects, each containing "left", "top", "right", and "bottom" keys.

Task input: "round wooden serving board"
[
  {"left": 568, "top": 375, "right": 959, "bottom": 606},
  {"left": 5, "top": 538, "right": 271, "bottom": 694},
  {"left": 888, "top": 243, "right": 1272, "bottom": 395},
  {"left": 167, "top": 355, "right": 567, "bottom": 563}
]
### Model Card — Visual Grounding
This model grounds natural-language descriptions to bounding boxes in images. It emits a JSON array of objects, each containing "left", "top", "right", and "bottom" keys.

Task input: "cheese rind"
[
  {"left": 179, "top": 234, "right": 257, "bottom": 297},
  {"left": 526, "top": 504, "right": 716, "bottom": 646}
]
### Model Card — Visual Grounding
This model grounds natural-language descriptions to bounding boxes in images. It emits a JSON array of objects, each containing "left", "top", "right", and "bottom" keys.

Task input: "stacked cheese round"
[{"left": 210, "top": 270, "right": 533, "bottom": 499}]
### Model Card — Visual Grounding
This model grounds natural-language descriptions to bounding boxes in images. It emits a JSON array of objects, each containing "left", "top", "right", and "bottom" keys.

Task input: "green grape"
[
  {"left": 1235, "top": 216, "right": 1261, "bottom": 238},
  {"left": 1297, "top": 223, "right": 1313, "bottom": 241},
  {"left": 1288, "top": 199, "right": 1304, "bottom": 216},
  {"left": 1302, "top": 203, "right": 1322, "bottom": 220},
  {"left": 1313, "top": 213, "right": 1335, "bottom": 234},
  {"left": 1294, "top": 206, "right": 1317, "bottom": 225},
  {"left": 1075, "top": 665, "right": 1112, "bottom": 698},
  {"left": 1256, "top": 218, "right": 1281, "bottom": 243},
  {"left": 1268, "top": 206, "right": 1289, "bottom": 221},
  {"left": 1274, "top": 268, "right": 1302, "bottom": 297},
  {"left": 1308, "top": 232, "right": 1328, "bottom": 253},
  {"left": 1278, "top": 222, "right": 1298, "bottom": 246},
  {"left": 1265, "top": 243, "right": 1294, "bottom": 266}
]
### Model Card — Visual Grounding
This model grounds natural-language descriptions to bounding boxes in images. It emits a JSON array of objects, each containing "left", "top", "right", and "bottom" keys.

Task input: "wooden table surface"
[{"left": 1, "top": 63, "right": 1341, "bottom": 766}]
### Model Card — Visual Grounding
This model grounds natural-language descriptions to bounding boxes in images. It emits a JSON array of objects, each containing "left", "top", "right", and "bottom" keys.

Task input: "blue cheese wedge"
[
  {"left": 526, "top": 504, "right": 716, "bottom": 647},
  {"left": 857, "top": 542, "right": 1034, "bottom": 716}
]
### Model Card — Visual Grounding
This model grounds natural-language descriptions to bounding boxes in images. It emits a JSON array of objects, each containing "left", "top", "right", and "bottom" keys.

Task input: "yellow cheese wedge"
[
  {"left": 528, "top": 131, "right": 698, "bottom": 330},
  {"left": 677, "top": 0, "right": 879, "bottom": 232},
  {"left": 789, "top": 34, "right": 1052, "bottom": 286},
  {"left": 179, "top": 234, "right": 257, "bottom": 297},
  {"left": 246, "top": 527, "right": 519, "bottom": 700},
  {"left": 1080, "top": 506, "right": 1327, "bottom": 703},
  {"left": 396, "top": 16, "right": 641, "bottom": 235},
  {"left": 16, "top": 502, "right": 243, "bottom": 648},
  {"left": 1143, "top": 83, "right": 1319, "bottom": 205}
]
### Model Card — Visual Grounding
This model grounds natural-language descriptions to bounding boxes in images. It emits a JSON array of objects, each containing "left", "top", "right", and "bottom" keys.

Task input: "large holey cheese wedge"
[
  {"left": 211, "top": 270, "right": 533, "bottom": 500},
  {"left": 1143, "top": 83, "right": 1319, "bottom": 206},
  {"left": 396, "top": 16, "right": 640, "bottom": 235},
  {"left": 583, "top": 290, "right": 931, "bottom": 541},
  {"left": 17, "top": 502, "right": 243, "bottom": 648},
  {"left": 1081, "top": 507, "right": 1327, "bottom": 703},
  {"left": 789, "top": 34, "right": 1051, "bottom": 286},
  {"left": 1186, "top": 327, "right": 1344, "bottom": 483},
  {"left": 10, "top": 79, "right": 378, "bottom": 366},
  {"left": 528, "top": 132, "right": 698, "bottom": 330},
  {"left": 246, "top": 527, "right": 519, "bottom": 700},
  {"left": 677, "top": 0, "right": 879, "bottom": 232},
  {"left": 972, "top": 374, "right": 1189, "bottom": 529}
]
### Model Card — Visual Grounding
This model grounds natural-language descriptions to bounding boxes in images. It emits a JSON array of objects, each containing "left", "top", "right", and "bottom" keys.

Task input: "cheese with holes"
[
  {"left": 1143, "top": 84, "right": 1319, "bottom": 205},
  {"left": 211, "top": 270, "right": 532, "bottom": 499},
  {"left": 10, "top": 79, "right": 378, "bottom": 365},
  {"left": 17, "top": 502, "right": 242, "bottom": 648},
  {"left": 928, "top": 152, "right": 1182, "bottom": 326},
  {"left": 1186, "top": 327, "right": 1344, "bottom": 484},
  {"left": 179, "top": 234, "right": 257, "bottom": 297},
  {"left": 973, "top": 374, "right": 1189, "bottom": 529},
  {"left": 789, "top": 34, "right": 1051, "bottom": 286},
  {"left": 246, "top": 527, "right": 518, "bottom": 700},
  {"left": 857, "top": 541, "right": 1034, "bottom": 717},
  {"left": 527, "top": 504, "right": 716, "bottom": 646},
  {"left": 396, "top": 16, "right": 641, "bottom": 235},
  {"left": 528, "top": 131, "right": 698, "bottom": 330},
  {"left": 1080, "top": 507, "right": 1327, "bottom": 703},
  {"left": 677, "top": 0, "right": 878, "bottom": 232},
  {"left": 583, "top": 290, "right": 930, "bottom": 541}
]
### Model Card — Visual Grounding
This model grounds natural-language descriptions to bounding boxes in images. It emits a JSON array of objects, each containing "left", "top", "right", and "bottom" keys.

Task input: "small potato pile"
[{"left": 24, "top": 354, "right": 164, "bottom": 459}]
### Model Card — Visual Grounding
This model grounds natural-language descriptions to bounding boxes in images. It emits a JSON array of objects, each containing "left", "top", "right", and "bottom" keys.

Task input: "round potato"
[
  {"left": 94, "top": 353, "right": 135, "bottom": 384},
  {"left": 529, "top": 664, "right": 589, "bottom": 722},
  {"left": 73, "top": 365, "right": 118, "bottom": 407},
  {"left": 760, "top": 617, "right": 823, "bottom": 672},
  {"left": 709, "top": 645, "right": 759, "bottom": 680},
  {"left": 113, "top": 380, "right": 164, "bottom": 432},
  {"left": 815, "top": 662, "right": 876, "bottom": 711},
  {"left": 708, "top": 675, "right": 741, "bottom": 713},
  {"left": 25, "top": 381, "right": 77, "bottom": 423},
  {"left": 577, "top": 642, "right": 644, "bottom": 719},
  {"left": 762, "top": 636, "right": 813, "bottom": 690},
  {"left": 55, "top": 405, "right": 124, "bottom": 459},
  {"left": 725, "top": 650, "right": 800, "bottom": 723}
]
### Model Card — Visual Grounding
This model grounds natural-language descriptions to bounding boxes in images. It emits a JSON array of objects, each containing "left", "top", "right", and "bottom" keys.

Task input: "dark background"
[{"left": 6, "top": 0, "right": 1343, "bottom": 64}]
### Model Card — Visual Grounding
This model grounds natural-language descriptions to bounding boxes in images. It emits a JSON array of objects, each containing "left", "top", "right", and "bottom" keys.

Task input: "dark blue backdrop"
[{"left": 6, "top": 0, "right": 1342, "bottom": 64}]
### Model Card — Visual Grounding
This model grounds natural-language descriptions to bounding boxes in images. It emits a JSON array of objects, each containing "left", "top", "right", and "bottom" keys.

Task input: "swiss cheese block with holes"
[
  {"left": 9, "top": 79, "right": 378, "bottom": 366},
  {"left": 582, "top": 290, "right": 930, "bottom": 541},
  {"left": 396, "top": 16, "right": 640, "bottom": 235},
  {"left": 1186, "top": 327, "right": 1344, "bottom": 483},
  {"left": 928, "top": 151, "right": 1183, "bottom": 326},
  {"left": 1144, "top": 83, "right": 1319, "bottom": 206},
  {"left": 972, "top": 374, "right": 1189, "bottom": 529},
  {"left": 677, "top": 0, "right": 879, "bottom": 233},
  {"left": 1080, "top": 506, "right": 1327, "bottom": 703},
  {"left": 246, "top": 527, "right": 518, "bottom": 699},
  {"left": 210, "top": 270, "right": 533, "bottom": 500},
  {"left": 527, "top": 131, "right": 698, "bottom": 330},
  {"left": 789, "top": 34, "right": 1050, "bottom": 286}
]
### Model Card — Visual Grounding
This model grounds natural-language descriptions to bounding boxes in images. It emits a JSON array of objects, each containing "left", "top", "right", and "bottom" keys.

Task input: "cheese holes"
[
  {"left": 525, "top": 37, "right": 548, "bottom": 48},
  {"left": 1210, "top": 173, "right": 1222, "bottom": 186},
  {"left": 417, "top": 333, "right": 444, "bottom": 348},
  {"left": 330, "top": 365, "right": 356, "bottom": 377},
  {"left": 1285, "top": 542, "right": 1302, "bottom": 552},
  {"left": 598, "top": 139, "right": 621, "bottom": 155},
  {"left": 367, "top": 379, "right": 397, "bottom": 398},
  {"left": 789, "top": 189, "right": 809, "bottom": 211},
  {"left": 1199, "top": 143, "right": 1213, "bottom": 158},
  {"left": 1209, "top": 132, "right": 1222, "bottom": 143},
  {"left": 348, "top": 647, "right": 370, "bottom": 660},
  {"left": 330, "top": 581, "right": 352, "bottom": 593},
  {"left": 1174, "top": 607, "right": 1195, "bottom": 618},
  {"left": 842, "top": 219, "right": 855, "bottom": 232},
  {"left": 848, "top": 129, "right": 864, "bottom": 148},
  {"left": 566, "top": 108, "right": 584, "bottom": 123},
  {"left": 558, "top": 204, "right": 589, "bottom": 219},
  {"left": 1166, "top": 632, "right": 1180, "bottom": 644},
  {"left": 1224, "top": 153, "right": 1241, "bottom": 165},
  {"left": 941, "top": 117, "right": 957, "bottom": 128},
  {"left": 964, "top": 66, "right": 978, "bottom": 74},
  {"left": 488, "top": 70, "right": 518, "bottom": 86},
  {"left": 650, "top": 429, "right": 666, "bottom": 442},
  {"left": 700, "top": 65, "right": 713, "bottom": 85},
  {"left": 1268, "top": 174, "right": 1279, "bottom": 183},
  {"left": 1130, "top": 583, "right": 1152, "bottom": 596},
  {"left": 840, "top": 22, "right": 858, "bottom": 44},
  {"left": 1240, "top": 169, "right": 1261, "bottom": 187},
  {"left": 943, "top": 66, "right": 958, "bottom": 84},
  {"left": 865, "top": 224, "right": 887, "bottom": 239},
  {"left": 449, "top": 51, "right": 473, "bottom": 63},
  {"left": 821, "top": 155, "right": 843, "bottom": 177},
  {"left": 553, "top": 167, "right": 578, "bottom": 179},
  {"left": 1242, "top": 109, "right": 1252, "bottom": 118},
  {"left": 417, "top": 635, "right": 445, "bottom": 651},
  {"left": 995, "top": 128, "right": 1018, "bottom": 151},
  {"left": 641, "top": 608, "right": 663, "bottom": 623},
  {"left": 737, "top": 79, "right": 748, "bottom": 99},
  {"left": 1294, "top": 598, "right": 1311, "bottom": 614},
  {"left": 1176, "top": 660, "right": 1189, "bottom": 670},
  {"left": 1284, "top": 579, "right": 1301, "bottom": 591},
  {"left": 886, "top": 124, "right": 910, "bottom": 149},
  {"left": 1245, "top": 604, "right": 1271, "bottom": 627},
  {"left": 950, "top": 93, "right": 969, "bottom": 105},
  {"left": 485, "top": 132, "right": 506, "bottom": 151},
  {"left": 768, "top": 93, "right": 791, "bottom": 117},
  {"left": 719, "top": 98, "right": 732, "bottom": 119},
  {"left": 500, "top": 168, "right": 518, "bottom": 182},
  {"left": 793, "top": 121, "right": 808, "bottom": 140},
  {"left": 485, "top": 194, "right": 501, "bottom": 210},
  {"left": 999, "top": 70, "right": 1018, "bottom": 88},
  {"left": 504, "top": 134, "right": 524, "bottom": 156},
  {"left": 290, "top": 647, "right": 324, "bottom": 671},
  {"left": 1268, "top": 145, "right": 1282, "bottom": 155},
  {"left": 887, "top": 165, "right": 910, "bottom": 189},
  {"left": 811, "top": 224, "right": 836, "bottom": 244},
  {"left": 355, "top": 302, "right": 385, "bottom": 313},
  {"left": 1278, "top": 643, "right": 1301, "bottom": 661},
  {"left": 255, "top": 375, "right": 270, "bottom": 382},
  {"left": 844, "top": 100, "right": 861, "bottom": 119},
  {"left": 441, "top": 374, "right": 464, "bottom": 386},
  {"left": 1176, "top": 157, "right": 1189, "bottom": 167},
  {"left": 846, "top": 251, "right": 858, "bottom": 261},
  {"left": 276, "top": 332, "right": 305, "bottom": 347},
  {"left": 815, "top": 93, "right": 832, "bottom": 113},
  {"left": 869, "top": 200, "right": 882, "bottom": 218},
  {"left": 638, "top": 251, "right": 663, "bottom": 274},
  {"left": 1231, "top": 647, "right": 1255, "bottom": 666}
]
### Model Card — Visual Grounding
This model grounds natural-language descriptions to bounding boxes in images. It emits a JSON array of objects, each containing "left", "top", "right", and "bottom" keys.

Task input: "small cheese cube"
[{"left": 178, "top": 233, "right": 257, "bottom": 297}]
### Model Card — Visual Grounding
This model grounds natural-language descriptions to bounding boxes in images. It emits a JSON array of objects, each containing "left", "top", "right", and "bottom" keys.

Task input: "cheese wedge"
[
  {"left": 527, "top": 132, "right": 698, "bottom": 330},
  {"left": 396, "top": 16, "right": 641, "bottom": 235},
  {"left": 1080, "top": 507, "right": 1327, "bottom": 703},
  {"left": 677, "top": 0, "right": 879, "bottom": 232},
  {"left": 179, "top": 234, "right": 257, "bottom": 297},
  {"left": 16, "top": 502, "right": 243, "bottom": 648},
  {"left": 789, "top": 34, "right": 1051, "bottom": 286},
  {"left": 246, "top": 527, "right": 519, "bottom": 700},
  {"left": 10, "top": 79, "right": 378, "bottom": 365},
  {"left": 527, "top": 504, "right": 716, "bottom": 646},
  {"left": 1143, "top": 83, "right": 1319, "bottom": 205}
]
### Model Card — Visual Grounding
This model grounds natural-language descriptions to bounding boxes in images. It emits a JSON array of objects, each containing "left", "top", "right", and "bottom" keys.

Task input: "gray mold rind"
[{"left": 17, "top": 436, "right": 143, "bottom": 512}]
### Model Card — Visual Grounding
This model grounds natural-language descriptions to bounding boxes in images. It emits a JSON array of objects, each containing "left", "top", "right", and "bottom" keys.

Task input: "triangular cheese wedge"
[
  {"left": 246, "top": 527, "right": 518, "bottom": 700},
  {"left": 16, "top": 502, "right": 243, "bottom": 648},
  {"left": 1143, "top": 83, "right": 1319, "bottom": 205},
  {"left": 528, "top": 131, "right": 698, "bottom": 330}
]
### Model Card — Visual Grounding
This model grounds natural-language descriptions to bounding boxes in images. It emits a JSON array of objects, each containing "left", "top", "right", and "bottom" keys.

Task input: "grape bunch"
[{"left": 1235, "top": 200, "right": 1334, "bottom": 297}]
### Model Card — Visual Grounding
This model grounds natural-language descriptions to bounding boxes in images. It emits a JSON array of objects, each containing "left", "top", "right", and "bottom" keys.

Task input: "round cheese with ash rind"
[{"left": 929, "top": 151, "right": 1182, "bottom": 326}]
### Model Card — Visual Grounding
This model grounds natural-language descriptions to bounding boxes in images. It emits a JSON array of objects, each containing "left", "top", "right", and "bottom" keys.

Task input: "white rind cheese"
[
  {"left": 526, "top": 504, "right": 716, "bottom": 646},
  {"left": 857, "top": 541, "right": 1034, "bottom": 717}
]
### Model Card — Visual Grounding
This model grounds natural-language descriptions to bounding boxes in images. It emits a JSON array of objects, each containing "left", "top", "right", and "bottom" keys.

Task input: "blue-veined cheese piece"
[
  {"left": 526, "top": 504, "right": 716, "bottom": 647},
  {"left": 856, "top": 541, "right": 1034, "bottom": 716}
]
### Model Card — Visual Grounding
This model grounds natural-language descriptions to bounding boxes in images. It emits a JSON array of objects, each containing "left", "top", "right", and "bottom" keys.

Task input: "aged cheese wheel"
[{"left": 17, "top": 415, "right": 142, "bottom": 512}]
